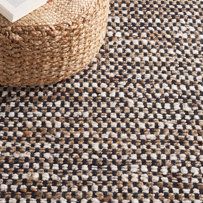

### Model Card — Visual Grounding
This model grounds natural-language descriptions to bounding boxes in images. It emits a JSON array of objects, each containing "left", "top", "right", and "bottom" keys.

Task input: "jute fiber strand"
[{"left": 0, "top": 0, "right": 109, "bottom": 86}]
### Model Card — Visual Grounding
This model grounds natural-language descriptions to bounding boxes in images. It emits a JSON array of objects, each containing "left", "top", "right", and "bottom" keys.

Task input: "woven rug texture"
[{"left": 0, "top": 0, "right": 203, "bottom": 202}]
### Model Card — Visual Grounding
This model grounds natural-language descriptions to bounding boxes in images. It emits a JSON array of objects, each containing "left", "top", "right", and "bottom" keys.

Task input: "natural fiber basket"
[{"left": 0, "top": 0, "right": 109, "bottom": 86}]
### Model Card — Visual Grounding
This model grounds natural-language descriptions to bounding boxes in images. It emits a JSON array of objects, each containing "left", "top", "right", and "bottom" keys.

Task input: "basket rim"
[{"left": 0, "top": 0, "right": 100, "bottom": 28}]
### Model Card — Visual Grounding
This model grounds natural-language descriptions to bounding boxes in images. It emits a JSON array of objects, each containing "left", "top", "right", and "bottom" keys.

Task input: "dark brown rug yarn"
[{"left": 0, "top": 0, "right": 203, "bottom": 202}]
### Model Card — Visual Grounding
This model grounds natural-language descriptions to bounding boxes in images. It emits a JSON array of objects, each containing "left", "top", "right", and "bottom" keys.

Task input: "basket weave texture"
[{"left": 0, "top": 0, "right": 109, "bottom": 86}]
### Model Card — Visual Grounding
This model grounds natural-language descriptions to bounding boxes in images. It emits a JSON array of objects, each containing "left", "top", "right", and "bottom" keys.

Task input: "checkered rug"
[{"left": 0, "top": 0, "right": 203, "bottom": 202}]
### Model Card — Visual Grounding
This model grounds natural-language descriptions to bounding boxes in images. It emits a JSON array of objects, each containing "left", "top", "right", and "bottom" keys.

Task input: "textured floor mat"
[{"left": 0, "top": 0, "right": 203, "bottom": 202}]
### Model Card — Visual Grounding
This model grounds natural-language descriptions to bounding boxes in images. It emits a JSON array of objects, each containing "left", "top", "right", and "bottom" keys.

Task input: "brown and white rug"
[{"left": 0, "top": 0, "right": 202, "bottom": 202}]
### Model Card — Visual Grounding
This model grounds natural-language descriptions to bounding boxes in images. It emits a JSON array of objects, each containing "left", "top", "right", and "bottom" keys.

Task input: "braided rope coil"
[{"left": 0, "top": 0, "right": 109, "bottom": 86}]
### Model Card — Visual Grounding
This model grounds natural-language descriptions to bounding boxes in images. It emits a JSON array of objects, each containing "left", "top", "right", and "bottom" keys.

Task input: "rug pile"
[{"left": 0, "top": 0, "right": 202, "bottom": 202}]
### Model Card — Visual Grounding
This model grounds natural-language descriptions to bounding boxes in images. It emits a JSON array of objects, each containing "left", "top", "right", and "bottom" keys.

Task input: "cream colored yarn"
[{"left": 0, "top": 0, "right": 109, "bottom": 86}]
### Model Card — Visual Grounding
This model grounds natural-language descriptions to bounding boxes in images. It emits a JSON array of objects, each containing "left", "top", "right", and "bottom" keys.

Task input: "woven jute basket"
[{"left": 0, "top": 0, "right": 109, "bottom": 86}]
